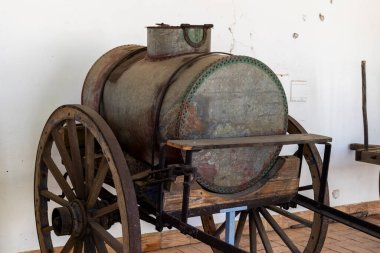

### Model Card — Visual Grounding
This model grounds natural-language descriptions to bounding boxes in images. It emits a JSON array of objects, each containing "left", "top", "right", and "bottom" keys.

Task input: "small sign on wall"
[{"left": 290, "top": 80, "right": 308, "bottom": 102}]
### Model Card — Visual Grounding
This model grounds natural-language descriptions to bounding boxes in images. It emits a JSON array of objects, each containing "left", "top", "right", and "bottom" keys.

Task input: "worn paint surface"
[
  {"left": 81, "top": 45, "right": 147, "bottom": 112},
  {"left": 177, "top": 56, "right": 287, "bottom": 193},
  {"left": 103, "top": 53, "right": 226, "bottom": 166}
]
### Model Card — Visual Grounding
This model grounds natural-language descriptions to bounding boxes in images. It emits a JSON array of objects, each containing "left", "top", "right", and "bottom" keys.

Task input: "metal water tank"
[{"left": 82, "top": 24, "right": 288, "bottom": 194}]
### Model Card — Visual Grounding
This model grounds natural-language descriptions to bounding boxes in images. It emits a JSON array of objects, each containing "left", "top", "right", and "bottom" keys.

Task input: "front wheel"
[{"left": 34, "top": 104, "right": 141, "bottom": 253}]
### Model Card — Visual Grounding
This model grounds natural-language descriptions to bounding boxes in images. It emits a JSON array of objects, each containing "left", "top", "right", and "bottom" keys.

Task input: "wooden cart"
[{"left": 33, "top": 24, "right": 379, "bottom": 253}]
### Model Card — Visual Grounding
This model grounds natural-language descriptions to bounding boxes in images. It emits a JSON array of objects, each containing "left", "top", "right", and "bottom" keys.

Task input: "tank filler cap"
[{"left": 147, "top": 23, "right": 213, "bottom": 58}]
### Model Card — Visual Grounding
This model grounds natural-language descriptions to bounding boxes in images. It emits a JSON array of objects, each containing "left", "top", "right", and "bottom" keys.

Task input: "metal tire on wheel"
[
  {"left": 34, "top": 104, "right": 141, "bottom": 253},
  {"left": 201, "top": 116, "right": 329, "bottom": 253}
]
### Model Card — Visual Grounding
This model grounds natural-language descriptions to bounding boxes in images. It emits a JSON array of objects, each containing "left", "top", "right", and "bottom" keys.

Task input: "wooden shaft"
[{"left": 362, "top": 60, "right": 368, "bottom": 150}]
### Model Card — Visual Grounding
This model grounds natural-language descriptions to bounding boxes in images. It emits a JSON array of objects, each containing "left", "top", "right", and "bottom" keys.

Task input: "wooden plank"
[
  {"left": 349, "top": 143, "right": 380, "bottom": 150},
  {"left": 161, "top": 230, "right": 191, "bottom": 249},
  {"left": 163, "top": 156, "right": 300, "bottom": 212},
  {"left": 166, "top": 134, "right": 331, "bottom": 151},
  {"left": 356, "top": 148, "right": 380, "bottom": 165},
  {"left": 141, "top": 232, "right": 161, "bottom": 252}
]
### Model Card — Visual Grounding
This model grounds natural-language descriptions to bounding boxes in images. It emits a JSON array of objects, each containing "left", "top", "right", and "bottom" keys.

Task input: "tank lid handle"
[{"left": 180, "top": 24, "right": 213, "bottom": 48}]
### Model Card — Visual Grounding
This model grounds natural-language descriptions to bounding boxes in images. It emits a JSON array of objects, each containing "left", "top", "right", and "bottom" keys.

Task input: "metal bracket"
[{"left": 220, "top": 206, "right": 248, "bottom": 245}]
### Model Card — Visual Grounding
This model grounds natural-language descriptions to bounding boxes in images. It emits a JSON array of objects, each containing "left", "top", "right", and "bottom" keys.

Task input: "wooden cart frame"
[{"left": 34, "top": 104, "right": 380, "bottom": 253}]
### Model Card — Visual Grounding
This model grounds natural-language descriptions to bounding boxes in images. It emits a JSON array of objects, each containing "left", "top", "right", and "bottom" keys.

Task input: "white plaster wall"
[{"left": 1, "top": 0, "right": 379, "bottom": 252}]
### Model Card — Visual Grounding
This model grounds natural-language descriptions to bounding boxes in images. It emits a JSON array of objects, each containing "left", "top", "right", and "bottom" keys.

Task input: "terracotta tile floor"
[{"left": 148, "top": 215, "right": 380, "bottom": 253}]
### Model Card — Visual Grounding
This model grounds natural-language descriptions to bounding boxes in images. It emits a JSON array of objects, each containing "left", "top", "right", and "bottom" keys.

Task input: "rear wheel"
[
  {"left": 201, "top": 116, "right": 329, "bottom": 253},
  {"left": 34, "top": 104, "right": 141, "bottom": 253}
]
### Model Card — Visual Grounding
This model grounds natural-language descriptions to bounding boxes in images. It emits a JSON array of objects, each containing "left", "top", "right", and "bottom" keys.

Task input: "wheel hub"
[{"left": 52, "top": 200, "right": 86, "bottom": 237}]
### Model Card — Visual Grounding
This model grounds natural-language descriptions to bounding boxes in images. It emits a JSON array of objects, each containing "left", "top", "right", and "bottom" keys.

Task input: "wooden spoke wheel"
[
  {"left": 201, "top": 116, "right": 329, "bottom": 253},
  {"left": 34, "top": 104, "right": 141, "bottom": 253}
]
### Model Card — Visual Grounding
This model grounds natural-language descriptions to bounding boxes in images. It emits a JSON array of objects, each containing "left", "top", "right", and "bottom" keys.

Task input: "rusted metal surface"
[
  {"left": 102, "top": 53, "right": 226, "bottom": 164},
  {"left": 101, "top": 52, "right": 287, "bottom": 194},
  {"left": 147, "top": 24, "right": 212, "bottom": 58},
  {"left": 34, "top": 105, "right": 141, "bottom": 253},
  {"left": 81, "top": 45, "right": 146, "bottom": 112}
]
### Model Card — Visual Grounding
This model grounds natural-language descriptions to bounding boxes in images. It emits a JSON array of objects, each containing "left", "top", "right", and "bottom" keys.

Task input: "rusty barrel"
[{"left": 82, "top": 24, "right": 288, "bottom": 194}]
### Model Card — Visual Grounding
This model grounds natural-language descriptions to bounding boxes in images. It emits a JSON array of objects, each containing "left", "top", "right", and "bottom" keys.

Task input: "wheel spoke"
[
  {"left": 85, "top": 128, "right": 95, "bottom": 198},
  {"left": 201, "top": 215, "right": 223, "bottom": 253},
  {"left": 84, "top": 235, "right": 96, "bottom": 253},
  {"left": 234, "top": 211, "right": 247, "bottom": 247},
  {"left": 201, "top": 215, "right": 218, "bottom": 235},
  {"left": 213, "top": 221, "right": 226, "bottom": 237},
  {"left": 67, "top": 119, "right": 85, "bottom": 199},
  {"left": 40, "top": 190, "right": 69, "bottom": 206},
  {"left": 42, "top": 225, "right": 53, "bottom": 234},
  {"left": 87, "top": 158, "right": 109, "bottom": 208},
  {"left": 74, "top": 239, "right": 83, "bottom": 253},
  {"left": 92, "top": 202, "right": 119, "bottom": 219},
  {"left": 248, "top": 210, "right": 257, "bottom": 253},
  {"left": 89, "top": 221, "right": 123, "bottom": 252},
  {"left": 51, "top": 128, "right": 78, "bottom": 193},
  {"left": 267, "top": 205, "right": 312, "bottom": 228},
  {"left": 251, "top": 209, "right": 273, "bottom": 253},
  {"left": 212, "top": 211, "right": 239, "bottom": 237},
  {"left": 93, "top": 234, "right": 108, "bottom": 253},
  {"left": 298, "top": 185, "right": 313, "bottom": 191},
  {"left": 61, "top": 236, "right": 75, "bottom": 253},
  {"left": 259, "top": 207, "right": 301, "bottom": 253},
  {"left": 43, "top": 155, "right": 76, "bottom": 201}
]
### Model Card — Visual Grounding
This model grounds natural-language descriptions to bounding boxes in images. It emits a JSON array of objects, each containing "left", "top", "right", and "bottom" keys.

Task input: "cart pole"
[{"left": 361, "top": 60, "right": 368, "bottom": 151}]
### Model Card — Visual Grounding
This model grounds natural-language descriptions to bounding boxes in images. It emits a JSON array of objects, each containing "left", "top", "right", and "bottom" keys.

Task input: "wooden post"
[{"left": 361, "top": 60, "right": 368, "bottom": 151}]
